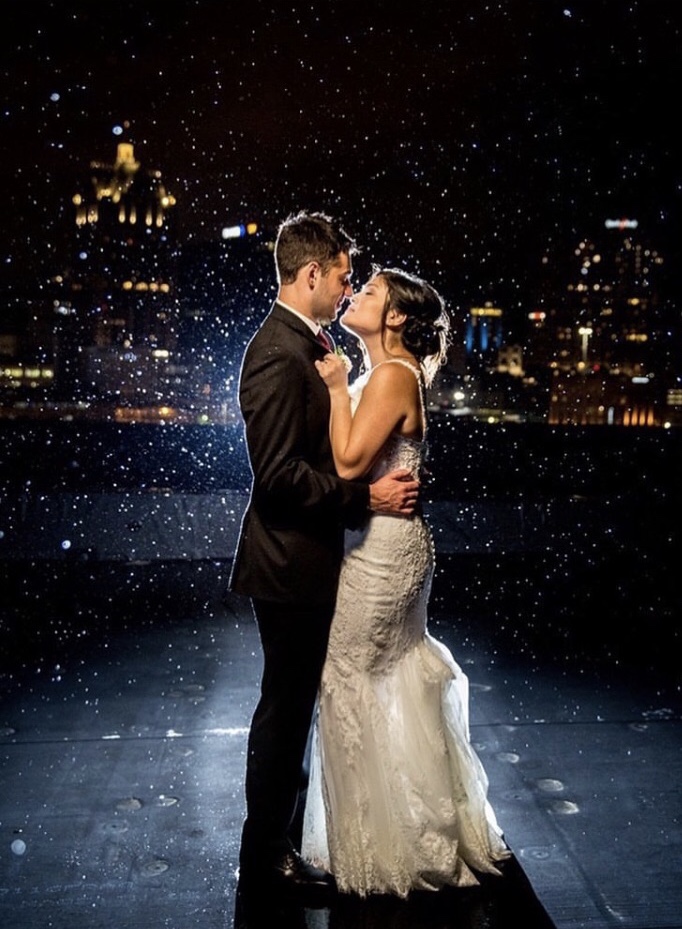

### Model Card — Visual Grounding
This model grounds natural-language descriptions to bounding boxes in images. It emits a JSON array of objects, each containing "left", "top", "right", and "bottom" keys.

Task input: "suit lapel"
[{"left": 271, "top": 301, "right": 334, "bottom": 353}]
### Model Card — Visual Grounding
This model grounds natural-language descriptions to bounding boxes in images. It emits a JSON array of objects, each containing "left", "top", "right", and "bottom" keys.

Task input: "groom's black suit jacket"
[{"left": 229, "top": 301, "right": 369, "bottom": 605}]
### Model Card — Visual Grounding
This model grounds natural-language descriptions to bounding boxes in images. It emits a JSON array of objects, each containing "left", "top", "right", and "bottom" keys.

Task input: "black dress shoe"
[
  {"left": 233, "top": 878, "right": 309, "bottom": 928},
  {"left": 271, "top": 848, "right": 336, "bottom": 892}
]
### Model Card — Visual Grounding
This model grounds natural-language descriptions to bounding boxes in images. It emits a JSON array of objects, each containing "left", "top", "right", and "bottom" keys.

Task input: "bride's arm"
[{"left": 315, "top": 356, "right": 411, "bottom": 479}]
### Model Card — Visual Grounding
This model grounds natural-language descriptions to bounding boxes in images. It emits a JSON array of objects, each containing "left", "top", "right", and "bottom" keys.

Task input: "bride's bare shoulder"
[{"left": 367, "top": 360, "right": 420, "bottom": 389}]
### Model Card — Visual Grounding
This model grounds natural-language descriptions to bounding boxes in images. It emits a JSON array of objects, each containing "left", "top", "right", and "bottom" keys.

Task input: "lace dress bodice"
[
  {"left": 334, "top": 362, "right": 432, "bottom": 674},
  {"left": 302, "top": 360, "right": 509, "bottom": 897}
]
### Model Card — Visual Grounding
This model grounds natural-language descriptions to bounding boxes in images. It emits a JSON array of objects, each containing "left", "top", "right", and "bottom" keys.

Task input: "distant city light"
[
  {"left": 471, "top": 305, "right": 502, "bottom": 317},
  {"left": 221, "top": 223, "right": 258, "bottom": 239},
  {"left": 605, "top": 218, "right": 638, "bottom": 229}
]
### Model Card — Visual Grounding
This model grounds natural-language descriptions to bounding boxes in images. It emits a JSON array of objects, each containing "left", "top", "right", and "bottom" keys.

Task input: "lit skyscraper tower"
[
  {"left": 545, "top": 219, "right": 668, "bottom": 426},
  {"left": 465, "top": 303, "right": 504, "bottom": 370},
  {"left": 565, "top": 219, "right": 664, "bottom": 377},
  {"left": 55, "top": 140, "right": 178, "bottom": 404}
]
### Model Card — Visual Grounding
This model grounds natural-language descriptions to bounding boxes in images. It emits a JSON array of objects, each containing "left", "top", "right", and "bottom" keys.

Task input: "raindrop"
[
  {"left": 521, "top": 846, "right": 553, "bottom": 860},
  {"left": 549, "top": 799, "right": 579, "bottom": 814},
  {"left": 496, "top": 752, "right": 520, "bottom": 764},
  {"left": 11, "top": 839, "right": 26, "bottom": 856},
  {"left": 139, "top": 858, "right": 170, "bottom": 876},
  {"left": 155, "top": 795, "right": 179, "bottom": 807},
  {"left": 642, "top": 708, "right": 674, "bottom": 720},
  {"left": 536, "top": 778, "right": 564, "bottom": 792},
  {"left": 101, "top": 822, "right": 128, "bottom": 835},
  {"left": 116, "top": 797, "right": 143, "bottom": 811},
  {"left": 166, "top": 682, "right": 206, "bottom": 698}
]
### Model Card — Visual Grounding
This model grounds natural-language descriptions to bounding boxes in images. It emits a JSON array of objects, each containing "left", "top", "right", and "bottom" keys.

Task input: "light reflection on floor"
[{"left": 0, "top": 561, "right": 680, "bottom": 929}]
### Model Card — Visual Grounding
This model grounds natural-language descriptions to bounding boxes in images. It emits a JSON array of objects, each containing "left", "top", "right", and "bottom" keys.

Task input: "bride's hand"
[{"left": 314, "top": 353, "right": 349, "bottom": 391}]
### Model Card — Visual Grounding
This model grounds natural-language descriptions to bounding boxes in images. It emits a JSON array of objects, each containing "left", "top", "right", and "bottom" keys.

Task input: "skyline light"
[{"left": 0, "top": 1, "right": 679, "bottom": 318}]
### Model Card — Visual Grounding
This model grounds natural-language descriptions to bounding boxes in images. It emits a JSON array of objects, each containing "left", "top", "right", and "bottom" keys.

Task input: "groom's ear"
[{"left": 306, "top": 261, "right": 321, "bottom": 290}]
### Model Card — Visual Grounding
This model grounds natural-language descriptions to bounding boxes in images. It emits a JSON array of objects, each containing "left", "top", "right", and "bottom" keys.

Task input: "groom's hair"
[{"left": 275, "top": 210, "right": 359, "bottom": 284}]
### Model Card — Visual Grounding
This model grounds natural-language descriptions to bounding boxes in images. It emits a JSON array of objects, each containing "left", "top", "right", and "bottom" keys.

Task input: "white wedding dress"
[{"left": 302, "top": 361, "right": 510, "bottom": 898}]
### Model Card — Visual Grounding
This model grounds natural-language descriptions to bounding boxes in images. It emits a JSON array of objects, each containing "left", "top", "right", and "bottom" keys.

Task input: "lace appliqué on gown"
[{"left": 302, "top": 362, "right": 510, "bottom": 898}]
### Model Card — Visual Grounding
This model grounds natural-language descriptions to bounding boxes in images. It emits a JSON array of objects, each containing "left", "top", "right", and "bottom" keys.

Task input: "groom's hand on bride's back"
[{"left": 369, "top": 468, "right": 420, "bottom": 515}]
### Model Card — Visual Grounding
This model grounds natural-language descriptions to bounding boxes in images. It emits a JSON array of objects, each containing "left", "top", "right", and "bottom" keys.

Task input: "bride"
[{"left": 302, "top": 266, "right": 510, "bottom": 898}]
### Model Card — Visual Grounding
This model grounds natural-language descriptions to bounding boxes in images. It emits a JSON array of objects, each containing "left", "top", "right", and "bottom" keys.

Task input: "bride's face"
[{"left": 339, "top": 275, "right": 388, "bottom": 337}]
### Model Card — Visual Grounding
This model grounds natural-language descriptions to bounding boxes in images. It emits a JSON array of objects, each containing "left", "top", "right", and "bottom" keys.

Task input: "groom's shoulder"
[
  {"left": 253, "top": 303, "right": 310, "bottom": 344},
  {"left": 242, "top": 315, "right": 309, "bottom": 373}
]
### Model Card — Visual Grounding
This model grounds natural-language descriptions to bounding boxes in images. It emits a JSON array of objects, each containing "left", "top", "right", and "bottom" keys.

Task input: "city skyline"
[
  {"left": 1, "top": 0, "right": 680, "bottom": 324},
  {"left": 0, "top": 129, "right": 674, "bottom": 428}
]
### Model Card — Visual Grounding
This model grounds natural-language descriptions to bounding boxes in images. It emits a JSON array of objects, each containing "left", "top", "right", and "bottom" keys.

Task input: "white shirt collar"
[{"left": 277, "top": 299, "right": 322, "bottom": 336}]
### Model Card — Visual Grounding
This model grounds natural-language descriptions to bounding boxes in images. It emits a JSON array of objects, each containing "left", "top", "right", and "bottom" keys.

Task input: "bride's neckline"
[{"left": 369, "top": 358, "right": 422, "bottom": 378}]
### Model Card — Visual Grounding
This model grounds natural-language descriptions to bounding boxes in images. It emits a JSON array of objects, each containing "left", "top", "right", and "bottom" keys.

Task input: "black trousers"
[{"left": 239, "top": 597, "right": 335, "bottom": 866}]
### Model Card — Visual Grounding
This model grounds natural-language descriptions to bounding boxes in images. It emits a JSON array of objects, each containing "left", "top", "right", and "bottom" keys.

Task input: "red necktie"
[{"left": 316, "top": 329, "right": 333, "bottom": 352}]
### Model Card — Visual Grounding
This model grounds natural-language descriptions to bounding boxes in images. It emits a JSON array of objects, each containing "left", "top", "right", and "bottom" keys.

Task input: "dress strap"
[
  {"left": 371, "top": 359, "right": 422, "bottom": 380},
  {"left": 369, "top": 360, "right": 427, "bottom": 442}
]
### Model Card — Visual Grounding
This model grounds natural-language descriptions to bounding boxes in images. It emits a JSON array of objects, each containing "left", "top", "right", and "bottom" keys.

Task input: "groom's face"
[{"left": 314, "top": 253, "right": 353, "bottom": 326}]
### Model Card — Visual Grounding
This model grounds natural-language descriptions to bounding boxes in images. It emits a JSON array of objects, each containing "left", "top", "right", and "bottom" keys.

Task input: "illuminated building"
[
  {"left": 465, "top": 303, "right": 504, "bottom": 370},
  {"left": 4, "top": 134, "right": 269, "bottom": 422},
  {"left": 54, "top": 140, "right": 178, "bottom": 404},
  {"left": 526, "top": 219, "right": 672, "bottom": 426},
  {"left": 563, "top": 220, "right": 664, "bottom": 377}
]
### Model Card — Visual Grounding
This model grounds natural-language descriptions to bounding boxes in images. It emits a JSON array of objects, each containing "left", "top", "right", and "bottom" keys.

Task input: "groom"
[{"left": 229, "top": 211, "right": 419, "bottom": 895}]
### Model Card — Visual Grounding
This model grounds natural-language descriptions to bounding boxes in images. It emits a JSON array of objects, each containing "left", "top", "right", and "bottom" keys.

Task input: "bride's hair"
[{"left": 373, "top": 266, "right": 451, "bottom": 387}]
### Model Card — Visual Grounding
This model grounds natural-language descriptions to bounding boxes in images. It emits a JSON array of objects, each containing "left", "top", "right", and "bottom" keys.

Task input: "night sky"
[{"left": 1, "top": 0, "right": 680, "bottom": 326}]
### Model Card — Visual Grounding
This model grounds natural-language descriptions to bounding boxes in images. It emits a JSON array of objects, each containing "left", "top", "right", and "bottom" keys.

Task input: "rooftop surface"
[{"left": 0, "top": 553, "right": 679, "bottom": 929}]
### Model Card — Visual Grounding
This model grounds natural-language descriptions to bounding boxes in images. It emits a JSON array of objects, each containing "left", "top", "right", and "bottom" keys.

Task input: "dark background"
[
  {"left": 1, "top": 0, "right": 680, "bottom": 333},
  {"left": 0, "top": 2, "right": 679, "bottom": 686}
]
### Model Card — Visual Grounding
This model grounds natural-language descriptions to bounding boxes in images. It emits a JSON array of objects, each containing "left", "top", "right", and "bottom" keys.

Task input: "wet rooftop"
[{"left": 0, "top": 551, "right": 679, "bottom": 929}]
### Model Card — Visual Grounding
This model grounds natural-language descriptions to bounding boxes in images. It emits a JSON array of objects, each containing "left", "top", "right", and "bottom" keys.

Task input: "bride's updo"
[{"left": 373, "top": 266, "right": 451, "bottom": 387}]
